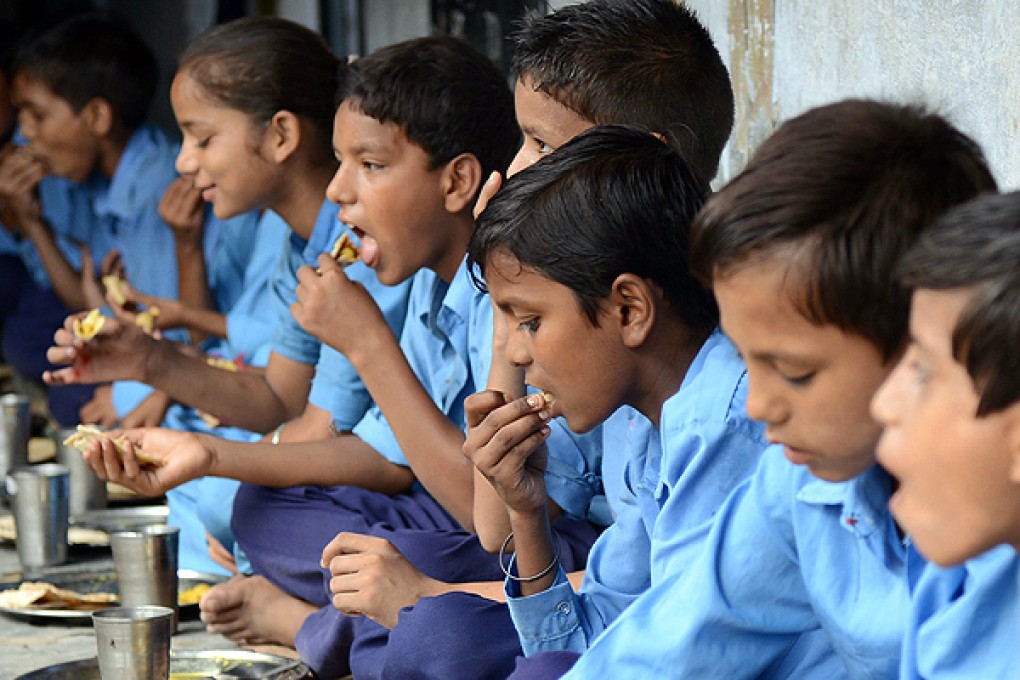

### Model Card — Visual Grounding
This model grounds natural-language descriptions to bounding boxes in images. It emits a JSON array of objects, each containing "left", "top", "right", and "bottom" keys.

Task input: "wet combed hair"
[
  {"left": 689, "top": 99, "right": 998, "bottom": 360},
  {"left": 510, "top": 0, "right": 733, "bottom": 184},
  {"left": 898, "top": 191, "right": 1020, "bottom": 416},
  {"left": 14, "top": 14, "right": 158, "bottom": 131},
  {"left": 338, "top": 36, "right": 519, "bottom": 182},
  {"left": 180, "top": 16, "right": 340, "bottom": 154},
  {"left": 469, "top": 124, "right": 716, "bottom": 337}
]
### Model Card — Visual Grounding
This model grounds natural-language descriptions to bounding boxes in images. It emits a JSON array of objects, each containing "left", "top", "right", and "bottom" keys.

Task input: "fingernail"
[{"left": 527, "top": 394, "right": 542, "bottom": 408}]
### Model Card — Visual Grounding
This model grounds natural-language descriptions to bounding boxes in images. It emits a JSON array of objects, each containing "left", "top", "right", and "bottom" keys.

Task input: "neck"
[
  {"left": 270, "top": 160, "right": 336, "bottom": 241},
  {"left": 97, "top": 128, "right": 131, "bottom": 180},
  {"left": 432, "top": 211, "right": 475, "bottom": 284},
  {"left": 631, "top": 320, "right": 707, "bottom": 429}
]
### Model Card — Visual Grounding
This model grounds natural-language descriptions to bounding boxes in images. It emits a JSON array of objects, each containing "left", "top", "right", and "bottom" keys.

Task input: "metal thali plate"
[{"left": 16, "top": 649, "right": 313, "bottom": 679}]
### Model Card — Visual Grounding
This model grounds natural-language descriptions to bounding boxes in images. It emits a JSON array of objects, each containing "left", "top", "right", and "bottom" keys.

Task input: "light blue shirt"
[
  {"left": 564, "top": 454, "right": 914, "bottom": 679},
  {"left": 506, "top": 331, "right": 769, "bottom": 656},
  {"left": 902, "top": 544, "right": 1019, "bottom": 679},
  {"left": 265, "top": 200, "right": 412, "bottom": 430},
  {"left": 352, "top": 257, "right": 484, "bottom": 466}
]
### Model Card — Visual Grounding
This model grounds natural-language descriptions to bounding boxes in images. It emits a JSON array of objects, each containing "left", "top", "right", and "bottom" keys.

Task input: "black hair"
[
  {"left": 469, "top": 124, "right": 715, "bottom": 337},
  {"left": 898, "top": 191, "right": 1020, "bottom": 416},
  {"left": 338, "top": 35, "right": 519, "bottom": 182},
  {"left": 689, "top": 99, "right": 997, "bottom": 360},
  {"left": 510, "top": 0, "right": 733, "bottom": 183},
  {"left": 179, "top": 16, "right": 340, "bottom": 156},
  {"left": 14, "top": 14, "right": 158, "bottom": 131}
]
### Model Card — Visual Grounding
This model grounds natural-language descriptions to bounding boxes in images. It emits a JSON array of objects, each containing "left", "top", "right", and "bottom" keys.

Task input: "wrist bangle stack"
[{"left": 499, "top": 530, "right": 560, "bottom": 583}]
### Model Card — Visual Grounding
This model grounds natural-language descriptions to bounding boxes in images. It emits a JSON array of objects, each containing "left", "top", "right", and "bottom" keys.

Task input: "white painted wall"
[{"left": 687, "top": 0, "right": 1020, "bottom": 188}]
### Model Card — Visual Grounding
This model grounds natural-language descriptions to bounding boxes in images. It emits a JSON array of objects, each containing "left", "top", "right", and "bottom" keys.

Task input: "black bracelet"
[{"left": 499, "top": 531, "right": 560, "bottom": 583}]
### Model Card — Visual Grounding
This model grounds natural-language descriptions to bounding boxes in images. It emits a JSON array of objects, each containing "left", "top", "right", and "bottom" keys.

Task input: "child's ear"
[
  {"left": 266, "top": 110, "right": 301, "bottom": 163},
  {"left": 442, "top": 153, "right": 483, "bottom": 213},
  {"left": 611, "top": 273, "right": 656, "bottom": 348},
  {"left": 83, "top": 97, "right": 114, "bottom": 138}
]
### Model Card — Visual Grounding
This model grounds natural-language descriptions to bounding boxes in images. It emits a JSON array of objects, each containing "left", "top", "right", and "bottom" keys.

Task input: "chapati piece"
[
  {"left": 62, "top": 424, "right": 164, "bottom": 468},
  {"left": 316, "top": 232, "right": 361, "bottom": 274},
  {"left": 72, "top": 308, "right": 106, "bottom": 340},
  {"left": 0, "top": 581, "right": 116, "bottom": 611}
]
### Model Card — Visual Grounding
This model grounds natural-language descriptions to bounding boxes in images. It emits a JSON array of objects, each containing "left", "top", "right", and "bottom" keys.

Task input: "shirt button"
[{"left": 556, "top": 602, "right": 571, "bottom": 615}]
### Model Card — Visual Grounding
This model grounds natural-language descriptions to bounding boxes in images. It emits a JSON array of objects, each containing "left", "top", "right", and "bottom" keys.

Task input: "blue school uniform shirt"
[
  {"left": 506, "top": 330, "right": 768, "bottom": 656},
  {"left": 563, "top": 453, "right": 915, "bottom": 679},
  {"left": 902, "top": 544, "right": 1019, "bottom": 679},
  {"left": 266, "top": 201, "right": 412, "bottom": 430}
]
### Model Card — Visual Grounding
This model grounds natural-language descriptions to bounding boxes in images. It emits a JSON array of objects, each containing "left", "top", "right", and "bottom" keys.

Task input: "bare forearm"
[
  {"left": 347, "top": 327, "right": 475, "bottom": 530},
  {"left": 507, "top": 507, "right": 557, "bottom": 597},
  {"left": 175, "top": 306, "right": 228, "bottom": 340},
  {"left": 146, "top": 347, "right": 307, "bottom": 433},
  {"left": 22, "top": 217, "right": 86, "bottom": 310},
  {"left": 175, "top": 242, "right": 214, "bottom": 344},
  {"left": 208, "top": 433, "right": 414, "bottom": 492}
]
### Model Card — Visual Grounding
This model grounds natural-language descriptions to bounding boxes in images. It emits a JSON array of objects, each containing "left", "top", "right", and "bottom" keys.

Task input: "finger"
[
  {"left": 475, "top": 418, "right": 552, "bottom": 474},
  {"left": 320, "top": 532, "right": 378, "bottom": 567},
  {"left": 464, "top": 389, "right": 509, "bottom": 428},
  {"left": 473, "top": 171, "right": 502, "bottom": 220},
  {"left": 469, "top": 393, "right": 549, "bottom": 450}
]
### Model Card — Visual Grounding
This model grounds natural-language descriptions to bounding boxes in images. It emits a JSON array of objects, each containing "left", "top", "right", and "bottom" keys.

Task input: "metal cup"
[
  {"left": 110, "top": 525, "right": 180, "bottom": 631},
  {"left": 5, "top": 463, "right": 70, "bottom": 574},
  {"left": 0, "top": 393, "right": 31, "bottom": 490},
  {"left": 55, "top": 426, "right": 108, "bottom": 517},
  {"left": 92, "top": 605, "right": 174, "bottom": 680}
]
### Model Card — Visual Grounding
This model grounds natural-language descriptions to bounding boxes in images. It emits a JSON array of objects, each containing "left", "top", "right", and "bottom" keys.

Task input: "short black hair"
[
  {"left": 179, "top": 16, "right": 340, "bottom": 158},
  {"left": 898, "top": 191, "right": 1020, "bottom": 416},
  {"left": 690, "top": 99, "right": 997, "bottom": 360},
  {"left": 15, "top": 14, "right": 158, "bottom": 131},
  {"left": 469, "top": 124, "right": 716, "bottom": 337},
  {"left": 338, "top": 36, "right": 519, "bottom": 183},
  {"left": 510, "top": 0, "right": 733, "bottom": 183}
]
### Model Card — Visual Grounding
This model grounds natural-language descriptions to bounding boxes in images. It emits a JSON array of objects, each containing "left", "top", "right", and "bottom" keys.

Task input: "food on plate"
[
  {"left": 72, "top": 308, "right": 106, "bottom": 340},
  {"left": 134, "top": 306, "right": 160, "bottom": 333},
  {"left": 0, "top": 581, "right": 116, "bottom": 611},
  {"left": 178, "top": 582, "right": 212, "bottom": 605},
  {"left": 102, "top": 275, "right": 128, "bottom": 307},
  {"left": 316, "top": 232, "right": 360, "bottom": 274},
  {"left": 62, "top": 424, "right": 164, "bottom": 467}
]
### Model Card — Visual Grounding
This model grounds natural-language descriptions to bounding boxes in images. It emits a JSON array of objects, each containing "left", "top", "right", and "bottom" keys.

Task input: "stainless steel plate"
[
  {"left": 16, "top": 649, "right": 313, "bottom": 679},
  {"left": 70, "top": 504, "right": 169, "bottom": 532},
  {"left": 0, "top": 568, "right": 225, "bottom": 624}
]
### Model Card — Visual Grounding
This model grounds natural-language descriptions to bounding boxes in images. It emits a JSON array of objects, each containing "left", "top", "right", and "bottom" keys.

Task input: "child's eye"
[
  {"left": 517, "top": 318, "right": 540, "bottom": 333},
  {"left": 780, "top": 371, "right": 815, "bottom": 387},
  {"left": 196, "top": 137, "right": 211, "bottom": 149},
  {"left": 534, "top": 138, "right": 553, "bottom": 155},
  {"left": 363, "top": 161, "right": 383, "bottom": 171}
]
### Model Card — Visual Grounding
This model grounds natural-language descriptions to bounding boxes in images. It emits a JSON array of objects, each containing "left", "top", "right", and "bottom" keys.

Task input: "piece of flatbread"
[
  {"left": 102, "top": 275, "right": 128, "bottom": 307},
  {"left": 135, "top": 306, "right": 160, "bottom": 333},
  {"left": 62, "top": 424, "right": 163, "bottom": 468},
  {"left": 72, "top": 308, "right": 106, "bottom": 340},
  {"left": 316, "top": 232, "right": 360, "bottom": 274},
  {"left": 0, "top": 582, "right": 117, "bottom": 611}
]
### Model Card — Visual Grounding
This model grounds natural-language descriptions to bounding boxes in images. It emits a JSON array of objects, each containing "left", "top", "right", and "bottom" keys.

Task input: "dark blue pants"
[
  {"left": 506, "top": 651, "right": 581, "bottom": 680},
  {"left": 0, "top": 254, "right": 94, "bottom": 426},
  {"left": 231, "top": 482, "right": 599, "bottom": 680}
]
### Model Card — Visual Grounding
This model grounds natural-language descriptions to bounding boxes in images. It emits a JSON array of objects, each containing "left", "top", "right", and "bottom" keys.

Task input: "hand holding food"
[
  {"left": 315, "top": 232, "right": 361, "bottom": 274},
  {"left": 63, "top": 424, "right": 164, "bottom": 467},
  {"left": 72, "top": 308, "right": 106, "bottom": 340}
]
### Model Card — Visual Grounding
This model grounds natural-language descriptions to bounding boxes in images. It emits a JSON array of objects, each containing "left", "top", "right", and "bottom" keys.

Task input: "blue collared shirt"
[
  {"left": 902, "top": 544, "right": 1019, "bottom": 679},
  {"left": 506, "top": 331, "right": 769, "bottom": 656},
  {"left": 563, "top": 454, "right": 913, "bottom": 679},
  {"left": 266, "top": 201, "right": 412, "bottom": 430}
]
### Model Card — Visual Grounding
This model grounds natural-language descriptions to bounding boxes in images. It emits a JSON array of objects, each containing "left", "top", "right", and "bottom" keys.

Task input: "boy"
[
  {"left": 871, "top": 190, "right": 1020, "bottom": 678},
  {"left": 531, "top": 100, "right": 998, "bottom": 679},
  {"left": 84, "top": 36, "right": 601, "bottom": 680}
]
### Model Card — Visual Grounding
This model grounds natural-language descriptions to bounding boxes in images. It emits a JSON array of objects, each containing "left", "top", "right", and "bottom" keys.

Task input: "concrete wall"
[{"left": 686, "top": 0, "right": 1020, "bottom": 188}]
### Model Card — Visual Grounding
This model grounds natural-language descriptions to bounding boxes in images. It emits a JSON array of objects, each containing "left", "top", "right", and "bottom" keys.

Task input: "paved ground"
[{"left": 0, "top": 504, "right": 243, "bottom": 680}]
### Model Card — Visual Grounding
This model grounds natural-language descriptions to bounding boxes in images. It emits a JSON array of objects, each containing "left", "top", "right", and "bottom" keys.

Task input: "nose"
[
  {"left": 175, "top": 142, "right": 197, "bottom": 176},
  {"left": 505, "top": 144, "right": 531, "bottom": 178},
  {"left": 326, "top": 162, "right": 353, "bottom": 206},
  {"left": 503, "top": 325, "right": 533, "bottom": 370},
  {"left": 870, "top": 362, "right": 903, "bottom": 427},
  {"left": 744, "top": 372, "right": 789, "bottom": 426},
  {"left": 16, "top": 110, "right": 36, "bottom": 141}
]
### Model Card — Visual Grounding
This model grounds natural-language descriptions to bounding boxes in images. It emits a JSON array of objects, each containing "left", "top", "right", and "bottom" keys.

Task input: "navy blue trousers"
[
  {"left": 231, "top": 482, "right": 599, "bottom": 680},
  {"left": 0, "top": 254, "right": 94, "bottom": 425}
]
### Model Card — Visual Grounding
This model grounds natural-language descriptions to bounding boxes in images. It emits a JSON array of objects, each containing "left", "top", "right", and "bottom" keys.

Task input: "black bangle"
[{"left": 499, "top": 531, "right": 560, "bottom": 583}]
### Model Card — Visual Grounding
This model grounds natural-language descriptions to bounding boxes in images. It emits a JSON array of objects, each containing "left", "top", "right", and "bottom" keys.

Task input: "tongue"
[{"left": 360, "top": 236, "right": 380, "bottom": 268}]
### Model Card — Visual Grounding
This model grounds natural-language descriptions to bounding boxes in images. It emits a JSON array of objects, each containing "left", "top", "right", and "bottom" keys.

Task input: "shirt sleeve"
[{"left": 268, "top": 238, "right": 322, "bottom": 366}]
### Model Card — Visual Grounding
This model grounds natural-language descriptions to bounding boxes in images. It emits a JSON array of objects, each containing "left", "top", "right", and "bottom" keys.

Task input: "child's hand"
[
  {"left": 463, "top": 390, "right": 552, "bottom": 515},
  {"left": 44, "top": 312, "right": 154, "bottom": 386},
  {"left": 158, "top": 176, "right": 205, "bottom": 246},
  {"left": 0, "top": 145, "right": 45, "bottom": 232},
  {"left": 119, "top": 389, "right": 172, "bottom": 429},
  {"left": 81, "top": 427, "right": 212, "bottom": 496},
  {"left": 78, "top": 384, "right": 119, "bottom": 429},
  {"left": 107, "top": 281, "right": 177, "bottom": 333},
  {"left": 292, "top": 255, "right": 387, "bottom": 360},
  {"left": 321, "top": 532, "right": 443, "bottom": 629}
]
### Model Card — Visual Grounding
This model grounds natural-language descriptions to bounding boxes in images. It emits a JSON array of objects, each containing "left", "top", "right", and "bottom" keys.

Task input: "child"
[
  {"left": 83, "top": 36, "right": 598, "bottom": 680},
  {"left": 45, "top": 16, "right": 411, "bottom": 574},
  {"left": 871, "top": 190, "right": 1020, "bottom": 678},
  {"left": 525, "top": 100, "right": 999, "bottom": 680}
]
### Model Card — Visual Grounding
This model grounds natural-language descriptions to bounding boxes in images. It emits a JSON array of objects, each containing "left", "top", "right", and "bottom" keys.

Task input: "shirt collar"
[
  {"left": 91, "top": 125, "right": 162, "bottom": 221},
  {"left": 796, "top": 463, "right": 894, "bottom": 539}
]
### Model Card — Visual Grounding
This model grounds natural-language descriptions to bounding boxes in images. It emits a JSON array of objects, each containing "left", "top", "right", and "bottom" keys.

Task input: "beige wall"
[{"left": 686, "top": 0, "right": 1020, "bottom": 188}]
